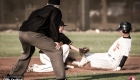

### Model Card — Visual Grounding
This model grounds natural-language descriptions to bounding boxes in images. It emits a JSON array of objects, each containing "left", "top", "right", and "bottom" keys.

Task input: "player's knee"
[{"left": 62, "top": 44, "right": 70, "bottom": 51}]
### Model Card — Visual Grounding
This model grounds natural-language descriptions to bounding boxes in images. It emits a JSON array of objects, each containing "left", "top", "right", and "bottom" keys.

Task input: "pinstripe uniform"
[{"left": 79, "top": 37, "right": 132, "bottom": 69}]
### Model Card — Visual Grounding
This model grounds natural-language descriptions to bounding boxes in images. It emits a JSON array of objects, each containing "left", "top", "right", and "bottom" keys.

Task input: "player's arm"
[
  {"left": 69, "top": 45, "right": 90, "bottom": 56},
  {"left": 119, "top": 43, "right": 130, "bottom": 68},
  {"left": 60, "top": 33, "right": 89, "bottom": 56},
  {"left": 119, "top": 55, "right": 128, "bottom": 68},
  {"left": 113, "top": 55, "right": 128, "bottom": 71},
  {"left": 60, "top": 33, "right": 79, "bottom": 52},
  {"left": 69, "top": 45, "right": 79, "bottom": 52}
]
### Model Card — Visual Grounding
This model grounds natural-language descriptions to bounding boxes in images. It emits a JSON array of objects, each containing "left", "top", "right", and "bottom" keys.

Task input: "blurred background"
[{"left": 0, "top": 0, "right": 140, "bottom": 31}]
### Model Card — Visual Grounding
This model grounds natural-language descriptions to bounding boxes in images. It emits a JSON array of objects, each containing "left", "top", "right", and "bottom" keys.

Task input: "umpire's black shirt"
[{"left": 20, "top": 5, "right": 62, "bottom": 42}]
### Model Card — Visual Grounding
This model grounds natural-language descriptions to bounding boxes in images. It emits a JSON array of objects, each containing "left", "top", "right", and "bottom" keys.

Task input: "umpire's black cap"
[
  {"left": 48, "top": 0, "right": 60, "bottom": 5},
  {"left": 60, "top": 21, "right": 67, "bottom": 26}
]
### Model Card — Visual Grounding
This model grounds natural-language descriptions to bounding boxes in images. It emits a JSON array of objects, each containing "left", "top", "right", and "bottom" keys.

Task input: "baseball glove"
[{"left": 79, "top": 47, "right": 89, "bottom": 56}]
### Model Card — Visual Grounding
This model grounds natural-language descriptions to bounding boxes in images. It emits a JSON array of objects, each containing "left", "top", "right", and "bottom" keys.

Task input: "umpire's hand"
[{"left": 55, "top": 42, "right": 61, "bottom": 50}]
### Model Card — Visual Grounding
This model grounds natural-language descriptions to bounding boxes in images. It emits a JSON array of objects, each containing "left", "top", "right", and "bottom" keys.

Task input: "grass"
[
  {"left": 0, "top": 32, "right": 39, "bottom": 57},
  {"left": 0, "top": 31, "right": 140, "bottom": 57}
]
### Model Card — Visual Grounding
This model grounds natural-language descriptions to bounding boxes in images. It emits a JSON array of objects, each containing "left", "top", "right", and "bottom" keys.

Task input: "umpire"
[{"left": 7, "top": 0, "right": 66, "bottom": 79}]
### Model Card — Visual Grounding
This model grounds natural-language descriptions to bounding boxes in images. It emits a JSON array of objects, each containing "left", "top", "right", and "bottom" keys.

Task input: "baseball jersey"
[
  {"left": 108, "top": 36, "right": 132, "bottom": 65},
  {"left": 59, "top": 33, "right": 72, "bottom": 45}
]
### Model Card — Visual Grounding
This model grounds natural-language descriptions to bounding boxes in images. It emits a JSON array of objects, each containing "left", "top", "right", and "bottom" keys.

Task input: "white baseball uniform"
[
  {"left": 32, "top": 44, "right": 70, "bottom": 72},
  {"left": 79, "top": 37, "right": 132, "bottom": 69},
  {"left": 31, "top": 33, "right": 73, "bottom": 72}
]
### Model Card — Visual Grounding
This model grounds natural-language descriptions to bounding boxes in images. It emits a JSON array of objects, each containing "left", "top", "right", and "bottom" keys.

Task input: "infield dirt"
[{"left": 0, "top": 56, "right": 140, "bottom": 80}]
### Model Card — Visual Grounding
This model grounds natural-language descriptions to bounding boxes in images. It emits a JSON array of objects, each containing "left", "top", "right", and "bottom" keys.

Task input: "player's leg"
[
  {"left": 72, "top": 54, "right": 91, "bottom": 67},
  {"left": 27, "top": 63, "right": 54, "bottom": 72},
  {"left": 40, "top": 53, "right": 52, "bottom": 65},
  {"left": 32, "top": 64, "right": 54, "bottom": 72},
  {"left": 29, "top": 44, "right": 70, "bottom": 72},
  {"left": 88, "top": 53, "right": 113, "bottom": 69},
  {"left": 26, "top": 53, "right": 53, "bottom": 72},
  {"left": 61, "top": 44, "right": 70, "bottom": 62},
  {"left": 39, "top": 44, "right": 69, "bottom": 64}
]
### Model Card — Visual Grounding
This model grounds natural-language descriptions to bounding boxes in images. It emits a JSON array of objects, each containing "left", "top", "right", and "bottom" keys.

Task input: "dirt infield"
[{"left": 0, "top": 56, "right": 140, "bottom": 80}]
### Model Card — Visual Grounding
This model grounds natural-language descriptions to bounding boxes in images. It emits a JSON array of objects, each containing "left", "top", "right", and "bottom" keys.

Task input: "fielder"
[
  {"left": 27, "top": 21, "right": 89, "bottom": 72},
  {"left": 72, "top": 22, "right": 132, "bottom": 71}
]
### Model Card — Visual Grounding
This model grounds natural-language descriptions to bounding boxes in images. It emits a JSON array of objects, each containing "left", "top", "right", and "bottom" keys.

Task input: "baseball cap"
[
  {"left": 60, "top": 21, "right": 67, "bottom": 26},
  {"left": 48, "top": 0, "right": 60, "bottom": 5}
]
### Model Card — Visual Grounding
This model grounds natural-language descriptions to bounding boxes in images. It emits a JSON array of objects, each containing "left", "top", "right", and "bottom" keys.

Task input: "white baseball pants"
[
  {"left": 79, "top": 53, "right": 117, "bottom": 69},
  {"left": 32, "top": 44, "right": 70, "bottom": 72}
]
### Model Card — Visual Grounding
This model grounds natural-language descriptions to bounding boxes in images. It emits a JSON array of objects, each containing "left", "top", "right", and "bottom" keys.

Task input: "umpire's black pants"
[{"left": 9, "top": 31, "right": 66, "bottom": 79}]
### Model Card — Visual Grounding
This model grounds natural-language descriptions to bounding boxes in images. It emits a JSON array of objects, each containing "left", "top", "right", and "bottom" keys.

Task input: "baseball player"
[
  {"left": 27, "top": 21, "right": 89, "bottom": 72},
  {"left": 72, "top": 22, "right": 132, "bottom": 71}
]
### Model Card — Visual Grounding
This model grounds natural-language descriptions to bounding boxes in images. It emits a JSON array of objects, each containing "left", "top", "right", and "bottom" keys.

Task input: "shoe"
[
  {"left": 4, "top": 74, "right": 22, "bottom": 79},
  {"left": 72, "top": 61, "right": 81, "bottom": 67},
  {"left": 26, "top": 65, "right": 33, "bottom": 72},
  {"left": 66, "top": 65, "right": 74, "bottom": 69}
]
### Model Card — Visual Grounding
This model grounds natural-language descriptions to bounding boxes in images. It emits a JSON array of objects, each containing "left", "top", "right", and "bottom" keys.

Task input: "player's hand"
[
  {"left": 112, "top": 67, "right": 121, "bottom": 71},
  {"left": 55, "top": 42, "right": 61, "bottom": 50},
  {"left": 79, "top": 47, "right": 90, "bottom": 56}
]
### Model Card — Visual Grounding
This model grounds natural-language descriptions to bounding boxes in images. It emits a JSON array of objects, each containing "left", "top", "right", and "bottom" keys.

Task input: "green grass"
[
  {"left": 38, "top": 73, "right": 140, "bottom": 80},
  {"left": 0, "top": 32, "right": 39, "bottom": 57},
  {"left": 0, "top": 32, "right": 140, "bottom": 57}
]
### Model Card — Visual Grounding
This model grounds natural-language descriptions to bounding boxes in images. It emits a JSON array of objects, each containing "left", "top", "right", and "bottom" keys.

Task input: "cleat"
[{"left": 26, "top": 65, "right": 33, "bottom": 72}]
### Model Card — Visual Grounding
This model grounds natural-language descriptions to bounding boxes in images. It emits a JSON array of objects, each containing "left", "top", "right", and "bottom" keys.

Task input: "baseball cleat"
[
  {"left": 66, "top": 65, "right": 74, "bottom": 69},
  {"left": 26, "top": 65, "right": 33, "bottom": 72}
]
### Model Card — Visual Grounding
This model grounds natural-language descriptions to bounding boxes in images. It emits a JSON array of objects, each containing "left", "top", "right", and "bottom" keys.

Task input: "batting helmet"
[{"left": 117, "top": 22, "right": 132, "bottom": 33}]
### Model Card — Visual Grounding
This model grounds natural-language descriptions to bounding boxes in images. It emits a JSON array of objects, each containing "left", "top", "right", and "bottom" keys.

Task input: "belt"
[{"left": 108, "top": 54, "right": 115, "bottom": 61}]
